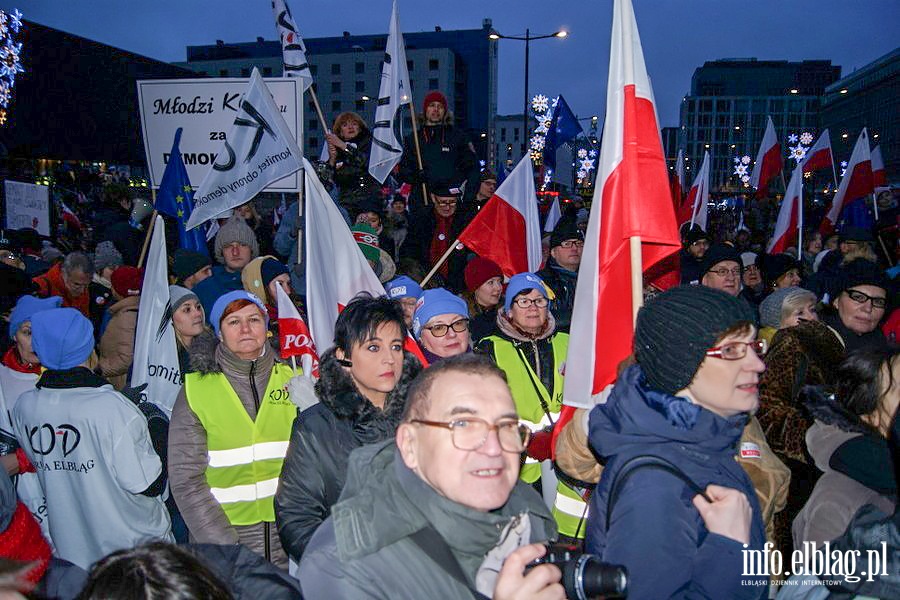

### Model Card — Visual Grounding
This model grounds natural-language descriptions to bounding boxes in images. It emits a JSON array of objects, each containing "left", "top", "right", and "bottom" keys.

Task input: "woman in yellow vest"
[
  {"left": 475, "top": 272, "right": 587, "bottom": 541},
  {"left": 169, "top": 290, "right": 298, "bottom": 567}
]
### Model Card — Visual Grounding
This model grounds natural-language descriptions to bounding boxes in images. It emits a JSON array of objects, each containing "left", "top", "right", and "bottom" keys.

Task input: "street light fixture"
[
  {"left": 360, "top": 95, "right": 371, "bottom": 101},
  {"left": 488, "top": 27, "right": 568, "bottom": 143}
]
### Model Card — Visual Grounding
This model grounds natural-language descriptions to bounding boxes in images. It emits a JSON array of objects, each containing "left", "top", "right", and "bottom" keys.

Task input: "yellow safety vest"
[
  {"left": 185, "top": 363, "right": 297, "bottom": 526},
  {"left": 552, "top": 479, "right": 589, "bottom": 539}
]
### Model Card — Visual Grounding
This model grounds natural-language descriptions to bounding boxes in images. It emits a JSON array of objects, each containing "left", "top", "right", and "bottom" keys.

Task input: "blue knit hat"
[
  {"left": 504, "top": 272, "right": 549, "bottom": 313},
  {"left": 412, "top": 288, "right": 468, "bottom": 338},
  {"left": 31, "top": 308, "right": 95, "bottom": 370},
  {"left": 8, "top": 295, "right": 62, "bottom": 340},
  {"left": 385, "top": 276, "right": 423, "bottom": 301},
  {"left": 209, "top": 290, "right": 268, "bottom": 337}
]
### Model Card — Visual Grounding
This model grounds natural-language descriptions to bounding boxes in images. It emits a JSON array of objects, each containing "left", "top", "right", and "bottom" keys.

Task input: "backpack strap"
[
  {"left": 409, "top": 527, "right": 491, "bottom": 600},
  {"left": 604, "top": 455, "right": 711, "bottom": 532}
]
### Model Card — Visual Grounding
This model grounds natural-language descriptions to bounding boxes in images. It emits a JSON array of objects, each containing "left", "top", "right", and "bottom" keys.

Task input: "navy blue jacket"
[
  {"left": 193, "top": 265, "right": 243, "bottom": 322},
  {"left": 585, "top": 365, "right": 768, "bottom": 600}
]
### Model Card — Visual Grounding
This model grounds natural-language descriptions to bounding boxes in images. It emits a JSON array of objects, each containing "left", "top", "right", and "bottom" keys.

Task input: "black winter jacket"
[
  {"left": 400, "top": 203, "right": 475, "bottom": 293},
  {"left": 399, "top": 122, "right": 478, "bottom": 205},
  {"left": 274, "top": 348, "right": 422, "bottom": 562},
  {"left": 536, "top": 258, "right": 578, "bottom": 333}
]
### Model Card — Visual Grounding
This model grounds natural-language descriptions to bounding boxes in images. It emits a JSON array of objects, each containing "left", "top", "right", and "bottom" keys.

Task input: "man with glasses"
[
  {"left": 474, "top": 170, "right": 498, "bottom": 211},
  {"left": 537, "top": 219, "right": 584, "bottom": 332},
  {"left": 299, "top": 354, "right": 562, "bottom": 599},
  {"left": 699, "top": 245, "right": 744, "bottom": 298},
  {"left": 680, "top": 225, "right": 711, "bottom": 285},
  {"left": 32, "top": 251, "right": 94, "bottom": 317}
]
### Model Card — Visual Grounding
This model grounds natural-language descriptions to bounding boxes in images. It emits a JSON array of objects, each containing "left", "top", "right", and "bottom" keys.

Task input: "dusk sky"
[{"left": 4, "top": 1, "right": 898, "bottom": 128}]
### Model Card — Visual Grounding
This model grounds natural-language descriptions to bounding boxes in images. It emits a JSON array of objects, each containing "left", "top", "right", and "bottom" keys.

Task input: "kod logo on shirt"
[{"left": 28, "top": 424, "right": 80, "bottom": 457}]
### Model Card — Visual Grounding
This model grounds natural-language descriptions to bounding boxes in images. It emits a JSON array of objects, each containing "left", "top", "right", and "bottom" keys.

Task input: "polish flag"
[
  {"left": 750, "top": 116, "right": 782, "bottom": 199},
  {"left": 686, "top": 151, "right": 711, "bottom": 231},
  {"left": 562, "top": 0, "right": 681, "bottom": 410},
  {"left": 821, "top": 129, "right": 873, "bottom": 235},
  {"left": 275, "top": 281, "right": 319, "bottom": 378},
  {"left": 304, "top": 158, "right": 427, "bottom": 365},
  {"left": 768, "top": 166, "right": 803, "bottom": 254},
  {"left": 59, "top": 201, "right": 82, "bottom": 231},
  {"left": 802, "top": 129, "right": 833, "bottom": 175},
  {"left": 871, "top": 145, "right": 886, "bottom": 188},
  {"left": 671, "top": 149, "right": 685, "bottom": 210},
  {"left": 458, "top": 155, "right": 542, "bottom": 277}
]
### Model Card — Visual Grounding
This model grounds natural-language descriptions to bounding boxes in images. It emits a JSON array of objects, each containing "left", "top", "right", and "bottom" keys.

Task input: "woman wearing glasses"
[
  {"left": 412, "top": 288, "right": 471, "bottom": 362},
  {"left": 475, "top": 273, "right": 583, "bottom": 540},
  {"left": 274, "top": 295, "right": 422, "bottom": 562},
  {"left": 822, "top": 258, "right": 890, "bottom": 353},
  {"left": 585, "top": 285, "right": 769, "bottom": 599}
]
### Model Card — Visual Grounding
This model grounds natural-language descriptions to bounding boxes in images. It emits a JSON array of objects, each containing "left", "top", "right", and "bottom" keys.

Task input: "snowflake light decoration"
[
  {"left": 531, "top": 94, "right": 549, "bottom": 114},
  {"left": 0, "top": 81, "right": 8, "bottom": 107},
  {"left": 530, "top": 135, "right": 545, "bottom": 152},
  {"left": 741, "top": 175, "right": 750, "bottom": 184},
  {"left": 0, "top": 8, "right": 23, "bottom": 126},
  {"left": 733, "top": 164, "right": 748, "bottom": 178},
  {"left": 577, "top": 148, "right": 588, "bottom": 159},
  {"left": 588, "top": 149, "right": 597, "bottom": 158},
  {"left": 787, "top": 133, "right": 799, "bottom": 144},
  {"left": 799, "top": 132, "right": 814, "bottom": 145},
  {"left": 534, "top": 123, "right": 548, "bottom": 135},
  {"left": 789, "top": 145, "right": 807, "bottom": 163},
  {"left": 577, "top": 169, "right": 587, "bottom": 180},
  {"left": 741, "top": 155, "right": 751, "bottom": 165},
  {"left": 840, "top": 160, "right": 848, "bottom": 177},
  {"left": 733, "top": 157, "right": 741, "bottom": 164},
  {"left": 580, "top": 158, "right": 595, "bottom": 172}
]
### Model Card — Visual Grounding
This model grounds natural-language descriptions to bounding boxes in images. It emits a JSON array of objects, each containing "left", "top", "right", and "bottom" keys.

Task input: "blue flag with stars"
[
  {"left": 543, "top": 95, "right": 583, "bottom": 170},
  {"left": 155, "top": 128, "right": 208, "bottom": 255}
]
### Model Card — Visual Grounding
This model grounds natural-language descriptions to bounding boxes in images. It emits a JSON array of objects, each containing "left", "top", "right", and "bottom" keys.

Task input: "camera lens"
[{"left": 561, "top": 555, "right": 627, "bottom": 600}]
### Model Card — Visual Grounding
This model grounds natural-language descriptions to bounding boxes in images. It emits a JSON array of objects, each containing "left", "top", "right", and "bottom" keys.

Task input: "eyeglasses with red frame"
[{"left": 705, "top": 339, "right": 768, "bottom": 361}]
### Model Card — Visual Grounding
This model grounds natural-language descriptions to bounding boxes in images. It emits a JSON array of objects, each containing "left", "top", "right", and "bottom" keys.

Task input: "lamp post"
[{"left": 489, "top": 28, "right": 567, "bottom": 150}]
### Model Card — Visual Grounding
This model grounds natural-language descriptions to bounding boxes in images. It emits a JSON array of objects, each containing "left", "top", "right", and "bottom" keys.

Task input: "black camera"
[{"left": 530, "top": 544, "right": 628, "bottom": 600}]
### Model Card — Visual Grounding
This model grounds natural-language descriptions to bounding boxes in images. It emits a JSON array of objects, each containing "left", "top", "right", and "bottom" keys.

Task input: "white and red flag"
[
  {"left": 768, "top": 166, "right": 803, "bottom": 255},
  {"left": 871, "top": 145, "right": 886, "bottom": 188},
  {"left": 687, "top": 151, "right": 710, "bottom": 231},
  {"left": 271, "top": 0, "right": 314, "bottom": 90},
  {"left": 671, "top": 148, "right": 686, "bottom": 216},
  {"left": 821, "top": 128, "right": 873, "bottom": 235},
  {"left": 562, "top": 0, "right": 681, "bottom": 411},
  {"left": 275, "top": 280, "right": 319, "bottom": 378},
  {"left": 458, "top": 154, "right": 542, "bottom": 276},
  {"left": 802, "top": 129, "right": 833, "bottom": 175},
  {"left": 750, "top": 116, "right": 782, "bottom": 199}
]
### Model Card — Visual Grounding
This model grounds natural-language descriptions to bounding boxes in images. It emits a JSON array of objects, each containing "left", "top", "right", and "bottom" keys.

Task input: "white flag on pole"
[
  {"left": 688, "top": 151, "right": 711, "bottom": 231},
  {"left": 272, "top": 0, "right": 313, "bottom": 90},
  {"left": 368, "top": 0, "right": 411, "bottom": 184},
  {"left": 186, "top": 68, "right": 304, "bottom": 230},
  {"left": 544, "top": 197, "right": 562, "bottom": 233},
  {"left": 131, "top": 216, "right": 182, "bottom": 417}
]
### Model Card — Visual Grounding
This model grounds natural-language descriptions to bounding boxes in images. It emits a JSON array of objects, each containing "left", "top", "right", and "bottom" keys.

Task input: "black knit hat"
[
  {"left": 173, "top": 249, "right": 211, "bottom": 282},
  {"left": 634, "top": 285, "right": 756, "bottom": 395},
  {"left": 549, "top": 218, "right": 583, "bottom": 248},
  {"left": 761, "top": 253, "right": 799, "bottom": 286},
  {"left": 683, "top": 225, "right": 709, "bottom": 246},
  {"left": 699, "top": 244, "right": 742, "bottom": 278},
  {"left": 835, "top": 258, "right": 890, "bottom": 296}
]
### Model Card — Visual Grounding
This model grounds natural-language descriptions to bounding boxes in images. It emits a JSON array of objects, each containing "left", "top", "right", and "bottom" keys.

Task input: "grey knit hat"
[
  {"left": 93, "top": 241, "right": 123, "bottom": 274},
  {"left": 634, "top": 285, "right": 756, "bottom": 395},
  {"left": 169, "top": 285, "right": 200, "bottom": 314},
  {"left": 758, "top": 286, "right": 813, "bottom": 329},
  {"left": 213, "top": 216, "right": 259, "bottom": 264}
]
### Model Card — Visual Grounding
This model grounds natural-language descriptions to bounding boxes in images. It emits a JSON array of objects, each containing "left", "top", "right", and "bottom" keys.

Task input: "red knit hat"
[
  {"left": 464, "top": 257, "right": 503, "bottom": 293},
  {"left": 423, "top": 90, "right": 448, "bottom": 113},
  {"left": 111, "top": 266, "right": 143, "bottom": 298},
  {"left": 0, "top": 502, "right": 52, "bottom": 585}
]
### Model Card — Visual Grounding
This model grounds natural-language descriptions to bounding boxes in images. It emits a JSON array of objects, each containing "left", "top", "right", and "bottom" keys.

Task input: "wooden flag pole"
[
  {"left": 420, "top": 237, "right": 461, "bottom": 288},
  {"left": 406, "top": 99, "right": 430, "bottom": 206},
  {"left": 629, "top": 236, "right": 643, "bottom": 326},
  {"left": 137, "top": 189, "right": 158, "bottom": 270},
  {"left": 307, "top": 84, "right": 329, "bottom": 134}
]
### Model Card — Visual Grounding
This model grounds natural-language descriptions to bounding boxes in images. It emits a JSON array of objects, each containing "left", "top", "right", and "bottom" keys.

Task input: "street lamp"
[{"left": 488, "top": 27, "right": 568, "bottom": 144}]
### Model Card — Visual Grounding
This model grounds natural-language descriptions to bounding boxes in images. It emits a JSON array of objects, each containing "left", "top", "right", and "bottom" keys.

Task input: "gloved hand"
[
  {"left": 287, "top": 375, "right": 319, "bottom": 412},
  {"left": 526, "top": 429, "right": 553, "bottom": 462},
  {"left": 120, "top": 383, "right": 149, "bottom": 405}
]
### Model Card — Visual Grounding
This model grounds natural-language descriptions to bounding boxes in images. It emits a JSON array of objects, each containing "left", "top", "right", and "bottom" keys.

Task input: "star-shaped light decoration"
[
  {"left": 799, "top": 132, "right": 814, "bottom": 145},
  {"left": 733, "top": 157, "right": 741, "bottom": 164},
  {"left": 741, "top": 155, "right": 751, "bottom": 165},
  {"left": 733, "top": 164, "right": 748, "bottom": 177},
  {"left": 789, "top": 145, "right": 807, "bottom": 163},
  {"left": 580, "top": 158, "right": 595, "bottom": 172},
  {"left": 577, "top": 148, "right": 588, "bottom": 159},
  {"left": 588, "top": 149, "right": 597, "bottom": 158},
  {"left": 741, "top": 175, "right": 750, "bottom": 184},
  {"left": 530, "top": 134, "right": 545, "bottom": 152},
  {"left": 840, "top": 160, "right": 848, "bottom": 177},
  {"left": 787, "top": 133, "right": 799, "bottom": 144},
  {"left": 531, "top": 94, "right": 549, "bottom": 114}
]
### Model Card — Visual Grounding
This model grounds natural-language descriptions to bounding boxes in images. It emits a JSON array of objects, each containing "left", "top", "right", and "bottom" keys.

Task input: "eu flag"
[
  {"left": 543, "top": 95, "right": 583, "bottom": 170},
  {"left": 155, "top": 128, "right": 208, "bottom": 255}
]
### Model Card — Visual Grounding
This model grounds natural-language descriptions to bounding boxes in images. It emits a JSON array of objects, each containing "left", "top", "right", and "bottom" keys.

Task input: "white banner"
[
  {"left": 3, "top": 180, "right": 50, "bottom": 236},
  {"left": 131, "top": 216, "right": 182, "bottom": 417},
  {"left": 137, "top": 77, "right": 303, "bottom": 190}
]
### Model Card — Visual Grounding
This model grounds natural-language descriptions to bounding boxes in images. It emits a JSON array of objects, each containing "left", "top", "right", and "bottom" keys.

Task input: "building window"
[
  {"left": 331, "top": 63, "right": 341, "bottom": 75},
  {"left": 500, "top": 129, "right": 506, "bottom": 142},
  {"left": 429, "top": 59, "right": 439, "bottom": 70},
  {"left": 520, "top": 144, "right": 525, "bottom": 154},
  {"left": 309, "top": 119, "right": 318, "bottom": 131},
  {"left": 332, "top": 100, "right": 341, "bottom": 111},
  {"left": 355, "top": 62, "right": 365, "bottom": 74},
  {"left": 263, "top": 67, "right": 273, "bottom": 76},
  {"left": 308, "top": 101, "right": 316, "bottom": 112},
  {"left": 241, "top": 68, "right": 250, "bottom": 77},
  {"left": 428, "top": 78, "right": 438, "bottom": 90},
  {"left": 407, "top": 60, "right": 414, "bottom": 71},
  {"left": 514, "top": 128, "right": 520, "bottom": 141},
  {"left": 331, "top": 81, "right": 341, "bottom": 93},
  {"left": 218, "top": 69, "right": 229, "bottom": 77},
  {"left": 355, "top": 100, "right": 365, "bottom": 111},
  {"left": 355, "top": 80, "right": 365, "bottom": 93}
]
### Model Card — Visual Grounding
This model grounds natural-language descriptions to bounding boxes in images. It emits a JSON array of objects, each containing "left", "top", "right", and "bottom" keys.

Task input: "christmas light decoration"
[{"left": 0, "top": 8, "right": 23, "bottom": 127}]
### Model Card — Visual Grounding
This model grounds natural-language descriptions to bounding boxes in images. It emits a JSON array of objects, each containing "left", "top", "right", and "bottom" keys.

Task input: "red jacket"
[{"left": 31, "top": 263, "right": 90, "bottom": 317}]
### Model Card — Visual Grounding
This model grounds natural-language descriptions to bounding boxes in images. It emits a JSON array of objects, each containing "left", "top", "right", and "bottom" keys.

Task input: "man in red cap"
[{"left": 398, "top": 90, "right": 479, "bottom": 207}]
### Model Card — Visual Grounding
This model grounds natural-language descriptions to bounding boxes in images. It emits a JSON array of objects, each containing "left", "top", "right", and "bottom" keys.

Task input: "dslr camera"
[{"left": 529, "top": 544, "right": 627, "bottom": 600}]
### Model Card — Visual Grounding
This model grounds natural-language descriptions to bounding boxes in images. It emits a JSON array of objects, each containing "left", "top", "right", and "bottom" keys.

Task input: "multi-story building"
[
  {"left": 821, "top": 47, "right": 899, "bottom": 184},
  {"left": 678, "top": 59, "right": 841, "bottom": 191},
  {"left": 178, "top": 21, "right": 498, "bottom": 161},
  {"left": 494, "top": 114, "right": 535, "bottom": 174}
]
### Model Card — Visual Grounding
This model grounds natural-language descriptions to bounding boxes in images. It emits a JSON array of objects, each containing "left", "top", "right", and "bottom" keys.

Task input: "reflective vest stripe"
[
  {"left": 210, "top": 476, "right": 280, "bottom": 504},
  {"left": 519, "top": 414, "right": 553, "bottom": 433},
  {"left": 552, "top": 481, "right": 589, "bottom": 539},
  {"left": 554, "top": 490, "right": 588, "bottom": 518},
  {"left": 207, "top": 441, "right": 290, "bottom": 468}
]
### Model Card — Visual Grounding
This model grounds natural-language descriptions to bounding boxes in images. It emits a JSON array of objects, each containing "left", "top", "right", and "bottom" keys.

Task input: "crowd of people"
[{"left": 0, "top": 88, "right": 897, "bottom": 599}]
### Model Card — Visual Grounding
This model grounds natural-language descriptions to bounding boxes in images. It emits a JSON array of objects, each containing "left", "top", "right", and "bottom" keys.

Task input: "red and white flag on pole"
[
  {"left": 671, "top": 149, "right": 685, "bottom": 206},
  {"left": 821, "top": 128, "right": 873, "bottom": 235},
  {"left": 871, "top": 145, "right": 886, "bottom": 188},
  {"left": 458, "top": 154, "right": 542, "bottom": 277},
  {"left": 275, "top": 281, "right": 319, "bottom": 377},
  {"left": 562, "top": 0, "right": 681, "bottom": 410},
  {"left": 802, "top": 129, "right": 833, "bottom": 174},
  {"left": 687, "top": 151, "right": 710, "bottom": 231},
  {"left": 750, "top": 116, "right": 782, "bottom": 199},
  {"left": 768, "top": 166, "right": 803, "bottom": 255}
]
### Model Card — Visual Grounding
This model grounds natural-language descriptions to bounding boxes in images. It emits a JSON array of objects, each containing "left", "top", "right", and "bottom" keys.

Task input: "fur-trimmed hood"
[
  {"left": 314, "top": 347, "right": 421, "bottom": 439},
  {"left": 189, "top": 329, "right": 222, "bottom": 375},
  {"left": 802, "top": 385, "right": 874, "bottom": 436}
]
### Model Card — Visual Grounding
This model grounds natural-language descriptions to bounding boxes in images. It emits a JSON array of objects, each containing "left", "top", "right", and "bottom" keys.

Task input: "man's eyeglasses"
[
  {"left": 435, "top": 198, "right": 458, "bottom": 208},
  {"left": 558, "top": 239, "right": 584, "bottom": 249},
  {"left": 708, "top": 267, "right": 741, "bottom": 278},
  {"left": 423, "top": 318, "right": 469, "bottom": 337},
  {"left": 705, "top": 339, "right": 768, "bottom": 360},
  {"left": 410, "top": 417, "right": 531, "bottom": 453},
  {"left": 845, "top": 289, "right": 887, "bottom": 309},
  {"left": 690, "top": 240, "right": 710, "bottom": 248},
  {"left": 513, "top": 296, "right": 549, "bottom": 309}
]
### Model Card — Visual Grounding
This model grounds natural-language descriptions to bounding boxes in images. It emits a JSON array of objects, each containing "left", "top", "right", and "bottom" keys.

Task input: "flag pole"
[
  {"left": 629, "top": 236, "right": 643, "bottom": 326},
  {"left": 307, "top": 84, "right": 330, "bottom": 134},
  {"left": 420, "top": 237, "right": 460, "bottom": 288},
  {"left": 406, "top": 99, "right": 430, "bottom": 206},
  {"left": 137, "top": 187, "right": 158, "bottom": 270},
  {"left": 797, "top": 178, "right": 803, "bottom": 261}
]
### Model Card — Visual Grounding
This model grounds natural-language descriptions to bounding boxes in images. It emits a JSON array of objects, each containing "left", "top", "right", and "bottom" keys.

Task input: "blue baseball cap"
[
  {"left": 412, "top": 288, "right": 468, "bottom": 338},
  {"left": 210, "top": 290, "right": 268, "bottom": 337},
  {"left": 504, "top": 272, "right": 549, "bottom": 313},
  {"left": 385, "top": 276, "right": 423, "bottom": 301}
]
